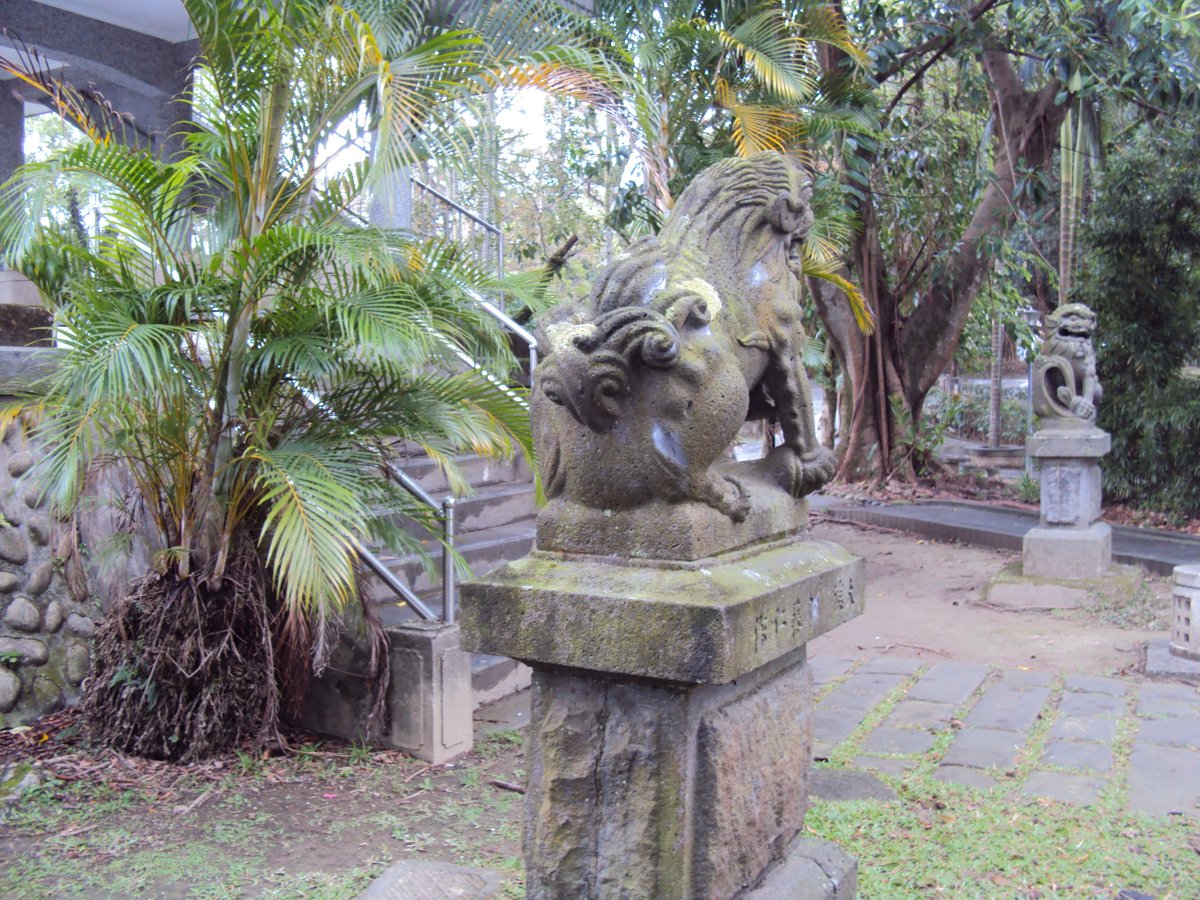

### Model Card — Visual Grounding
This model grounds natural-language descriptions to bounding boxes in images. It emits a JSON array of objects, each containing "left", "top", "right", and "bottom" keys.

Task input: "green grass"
[{"left": 807, "top": 782, "right": 1200, "bottom": 898}]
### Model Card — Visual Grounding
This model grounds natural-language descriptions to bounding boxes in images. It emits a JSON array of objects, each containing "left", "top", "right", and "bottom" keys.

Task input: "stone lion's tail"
[{"left": 538, "top": 307, "right": 680, "bottom": 434}]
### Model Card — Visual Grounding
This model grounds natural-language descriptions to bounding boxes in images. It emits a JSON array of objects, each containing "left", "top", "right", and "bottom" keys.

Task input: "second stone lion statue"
[{"left": 533, "top": 152, "right": 835, "bottom": 540}]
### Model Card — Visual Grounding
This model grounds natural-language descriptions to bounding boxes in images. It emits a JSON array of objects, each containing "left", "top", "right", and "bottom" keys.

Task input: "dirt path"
[{"left": 808, "top": 520, "right": 1168, "bottom": 676}]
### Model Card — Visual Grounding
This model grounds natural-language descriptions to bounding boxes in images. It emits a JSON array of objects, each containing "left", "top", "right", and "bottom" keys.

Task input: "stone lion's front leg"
[
  {"left": 759, "top": 320, "right": 835, "bottom": 497},
  {"left": 766, "top": 444, "right": 836, "bottom": 498}
]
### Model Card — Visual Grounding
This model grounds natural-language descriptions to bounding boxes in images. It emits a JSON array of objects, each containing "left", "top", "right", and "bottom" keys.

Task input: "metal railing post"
[{"left": 441, "top": 496, "right": 457, "bottom": 624}]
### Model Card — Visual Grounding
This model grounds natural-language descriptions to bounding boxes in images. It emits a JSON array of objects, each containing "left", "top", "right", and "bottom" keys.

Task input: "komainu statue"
[
  {"left": 1032, "top": 303, "right": 1102, "bottom": 426},
  {"left": 532, "top": 152, "right": 838, "bottom": 559}
]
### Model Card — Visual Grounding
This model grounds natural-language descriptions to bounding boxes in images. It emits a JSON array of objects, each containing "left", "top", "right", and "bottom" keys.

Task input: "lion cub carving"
[{"left": 533, "top": 152, "right": 835, "bottom": 532}]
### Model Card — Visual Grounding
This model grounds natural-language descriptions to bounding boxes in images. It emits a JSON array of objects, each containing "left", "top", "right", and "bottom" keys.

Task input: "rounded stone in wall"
[
  {"left": 65, "top": 614, "right": 95, "bottom": 638},
  {"left": 0, "top": 637, "right": 47, "bottom": 665},
  {"left": 22, "top": 487, "right": 41, "bottom": 510},
  {"left": 0, "top": 529, "right": 27, "bottom": 566},
  {"left": 30, "top": 674, "right": 63, "bottom": 714},
  {"left": 0, "top": 667, "right": 19, "bottom": 713},
  {"left": 0, "top": 572, "right": 17, "bottom": 593},
  {"left": 26, "top": 516, "right": 50, "bottom": 548},
  {"left": 6, "top": 453, "right": 33, "bottom": 478},
  {"left": 3, "top": 596, "right": 40, "bottom": 632},
  {"left": 25, "top": 560, "right": 52, "bottom": 597},
  {"left": 65, "top": 643, "right": 90, "bottom": 685},
  {"left": 43, "top": 600, "right": 64, "bottom": 633}
]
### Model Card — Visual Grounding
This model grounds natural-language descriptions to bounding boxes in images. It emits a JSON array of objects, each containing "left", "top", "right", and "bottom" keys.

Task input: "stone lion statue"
[
  {"left": 532, "top": 152, "right": 835, "bottom": 554},
  {"left": 1032, "top": 303, "right": 1102, "bottom": 425}
]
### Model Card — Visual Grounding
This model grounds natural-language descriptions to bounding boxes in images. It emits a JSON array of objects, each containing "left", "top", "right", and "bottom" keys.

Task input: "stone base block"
[
  {"left": 524, "top": 649, "right": 813, "bottom": 900},
  {"left": 1146, "top": 637, "right": 1200, "bottom": 682},
  {"left": 1023, "top": 523, "right": 1111, "bottom": 580},
  {"left": 297, "top": 621, "right": 473, "bottom": 764},
  {"left": 536, "top": 458, "right": 810, "bottom": 561},
  {"left": 745, "top": 838, "right": 857, "bottom": 899},
  {"left": 460, "top": 536, "right": 864, "bottom": 684}
]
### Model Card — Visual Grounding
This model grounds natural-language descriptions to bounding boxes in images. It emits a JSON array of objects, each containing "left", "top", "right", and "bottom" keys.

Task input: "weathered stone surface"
[
  {"left": 1177, "top": 564, "right": 1200, "bottom": 590},
  {"left": 884, "top": 700, "right": 956, "bottom": 728},
  {"left": 1049, "top": 715, "right": 1119, "bottom": 743},
  {"left": 932, "top": 764, "right": 996, "bottom": 789},
  {"left": 1058, "top": 690, "right": 1126, "bottom": 718},
  {"left": 5, "top": 452, "right": 33, "bottom": 478},
  {"left": 1038, "top": 458, "right": 1103, "bottom": 527},
  {"left": 461, "top": 537, "right": 862, "bottom": 684},
  {"left": 1030, "top": 304, "right": 1102, "bottom": 425},
  {"left": 965, "top": 682, "right": 1051, "bottom": 732},
  {"left": 1026, "top": 427, "right": 1111, "bottom": 459},
  {"left": 1021, "top": 770, "right": 1103, "bottom": 805},
  {"left": 0, "top": 572, "right": 17, "bottom": 593},
  {"left": 1063, "top": 674, "right": 1129, "bottom": 696},
  {"left": 1041, "top": 739, "right": 1113, "bottom": 771},
  {"left": 30, "top": 674, "right": 63, "bottom": 713},
  {"left": 25, "top": 515, "right": 50, "bottom": 548},
  {"left": 536, "top": 467, "right": 810, "bottom": 561},
  {"left": 744, "top": 838, "right": 857, "bottom": 900},
  {"left": 1023, "top": 523, "right": 1111, "bottom": 580},
  {"left": 41, "top": 599, "right": 63, "bottom": 633},
  {"left": 0, "top": 528, "right": 27, "bottom": 565},
  {"left": 3, "top": 596, "right": 39, "bottom": 632},
  {"left": 1127, "top": 744, "right": 1200, "bottom": 817},
  {"left": 808, "top": 769, "right": 897, "bottom": 802},
  {"left": 692, "top": 661, "right": 812, "bottom": 898},
  {"left": 941, "top": 728, "right": 1023, "bottom": 769},
  {"left": 0, "top": 667, "right": 19, "bottom": 712},
  {"left": 0, "top": 636, "right": 47, "bottom": 665},
  {"left": 65, "top": 643, "right": 90, "bottom": 685},
  {"left": 24, "top": 559, "right": 52, "bottom": 597},
  {"left": 906, "top": 662, "right": 990, "bottom": 705},
  {"left": 861, "top": 726, "right": 937, "bottom": 755},
  {"left": 532, "top": 153, "right": 835, "bottom": 558},
  {"left": 818, "top": 671, "right": 909, "bottom": 714},
  {"left": 65, "top": 614, "right": 95, "bottom": 637},
  {"left": 22, "top": 486, "right": 41, "bottom": 509},
  {"left": 357, "top": 859, "right": 506, "bottom": 900},
  {"left": 522, "top": 650, "right": 815, "bottom": 900}
]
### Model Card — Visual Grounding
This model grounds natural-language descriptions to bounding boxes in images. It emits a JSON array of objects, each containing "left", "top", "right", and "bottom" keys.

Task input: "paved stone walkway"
[{"left": 812, "top": 656, "right": 1200, "bottom": 818}]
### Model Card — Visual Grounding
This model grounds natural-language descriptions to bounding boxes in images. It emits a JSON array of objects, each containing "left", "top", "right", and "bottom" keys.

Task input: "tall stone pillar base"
[
  {"left": 461, "top": 536, "right": 864, "bottom": 899},
  {"left": 1024, "top": 427, "right": 1111, "bottom": 579},
  {"left": 1022, "top": 523, "right": 1112, "bottom": 580}
]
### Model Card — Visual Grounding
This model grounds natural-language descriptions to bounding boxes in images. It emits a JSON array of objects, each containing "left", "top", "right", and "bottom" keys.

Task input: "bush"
[
  {"left": 926, "top": 387, "right": 1029, "bottom": 445},
  {"left": 1076, "top": 121, "right": 1200, "bottom": 518}
]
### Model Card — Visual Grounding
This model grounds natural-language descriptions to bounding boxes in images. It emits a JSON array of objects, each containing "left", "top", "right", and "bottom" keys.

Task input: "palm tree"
[
  {"left": 597, "top": 0, "right": 875, "bottom": 329},
  {"left": 0, "top": 0, "right": 602, "bottom": 760}
]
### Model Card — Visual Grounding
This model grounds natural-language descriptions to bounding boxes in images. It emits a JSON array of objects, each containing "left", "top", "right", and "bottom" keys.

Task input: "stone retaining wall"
[{"left": 0, "top": 348, "right": 101, "bottom": 727}]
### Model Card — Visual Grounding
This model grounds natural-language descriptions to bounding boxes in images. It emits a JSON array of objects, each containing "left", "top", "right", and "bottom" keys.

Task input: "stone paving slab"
[
  {"left": 964, "top": 683, "right": 1051, "bottom": 732},
  {"left": 1048, "top": 714, "right": 1119, "bottom": 743},
  {"left": 942, "top": 728, "right": 1023, "bottom": 770},
  {"left": 1021, "top": 770, "right": 1104, "bottom": 805},
  {"left": 905, "top": 662, "right": 990, "bottom": 705},
  {"left": 1058, "top": 690, "right": 1126, "bottom": 718},
  {"left": 811, "top": 655, "right": 1200, "bottom": 821},
  {"left": 1041, "top": 739, "right": 1113, "bottom": 771},
  {"left": 357, "top": 860, "right": 505, "bottom": 899}
]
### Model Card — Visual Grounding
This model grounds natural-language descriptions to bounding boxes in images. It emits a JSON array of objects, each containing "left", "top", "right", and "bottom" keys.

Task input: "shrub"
[{"left": 1076, "top": 121, "right": 1200, "bottom": 518}]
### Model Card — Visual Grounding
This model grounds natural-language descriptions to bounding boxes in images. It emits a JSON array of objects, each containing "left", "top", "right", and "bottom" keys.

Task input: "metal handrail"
[{"left": 412, "top": 177, "right": 538, "bottom": 373}]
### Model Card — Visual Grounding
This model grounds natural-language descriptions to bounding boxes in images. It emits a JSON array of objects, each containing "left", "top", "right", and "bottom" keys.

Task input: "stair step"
[
  {"left": 376, "top": 481, "right": 537, "bottom": 541},
  {"left": 366, "top": 519, "right": 536, "bottom": 602},
  {"left": 393, "top": 453, "right": 532, "bottom": 495}
]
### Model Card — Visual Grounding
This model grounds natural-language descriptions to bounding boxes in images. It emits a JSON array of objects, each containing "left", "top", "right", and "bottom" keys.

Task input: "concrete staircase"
[{"left": 367, "top": 452, "right": 537, "bottom": 708}]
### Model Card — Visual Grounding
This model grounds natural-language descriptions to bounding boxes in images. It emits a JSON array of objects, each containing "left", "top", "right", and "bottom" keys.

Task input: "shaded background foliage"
[{"left": 1077, "top": 118, "right": 1200, "bottom": 518}]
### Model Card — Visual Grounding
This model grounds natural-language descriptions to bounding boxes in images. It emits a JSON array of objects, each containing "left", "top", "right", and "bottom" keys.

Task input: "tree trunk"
[
  {"left": 989, "top": 313, "right": 1002, "bottom": 448},
  {"left": 817, "top": 48, "right": 1066, "bottom": 479}
]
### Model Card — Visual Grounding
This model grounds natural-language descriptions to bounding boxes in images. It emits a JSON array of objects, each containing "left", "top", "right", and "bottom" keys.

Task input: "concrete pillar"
[
  {"left": 0, "top": 89, "right": 24, "bottom": 184},
  {"left": 1023, "top": 427, "right": 1112, "bottom": 579},
  {"left": 1170, "top": 564, "right": 1200, "bottom": 662},
  {"left": 461, "top": 537, "right": 863, "bottom": 899},
  {"left": 297, "top": 619, "right": 474, "bottom": 765}
]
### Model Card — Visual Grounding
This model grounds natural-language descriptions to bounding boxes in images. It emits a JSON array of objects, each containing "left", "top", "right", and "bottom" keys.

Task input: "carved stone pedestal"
[
  {"left": 461, "top": 536, "right": 863, "bottom": 899},
  {"left": 1023, "top": 427, "right": 1111, "bottom": 579}
]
